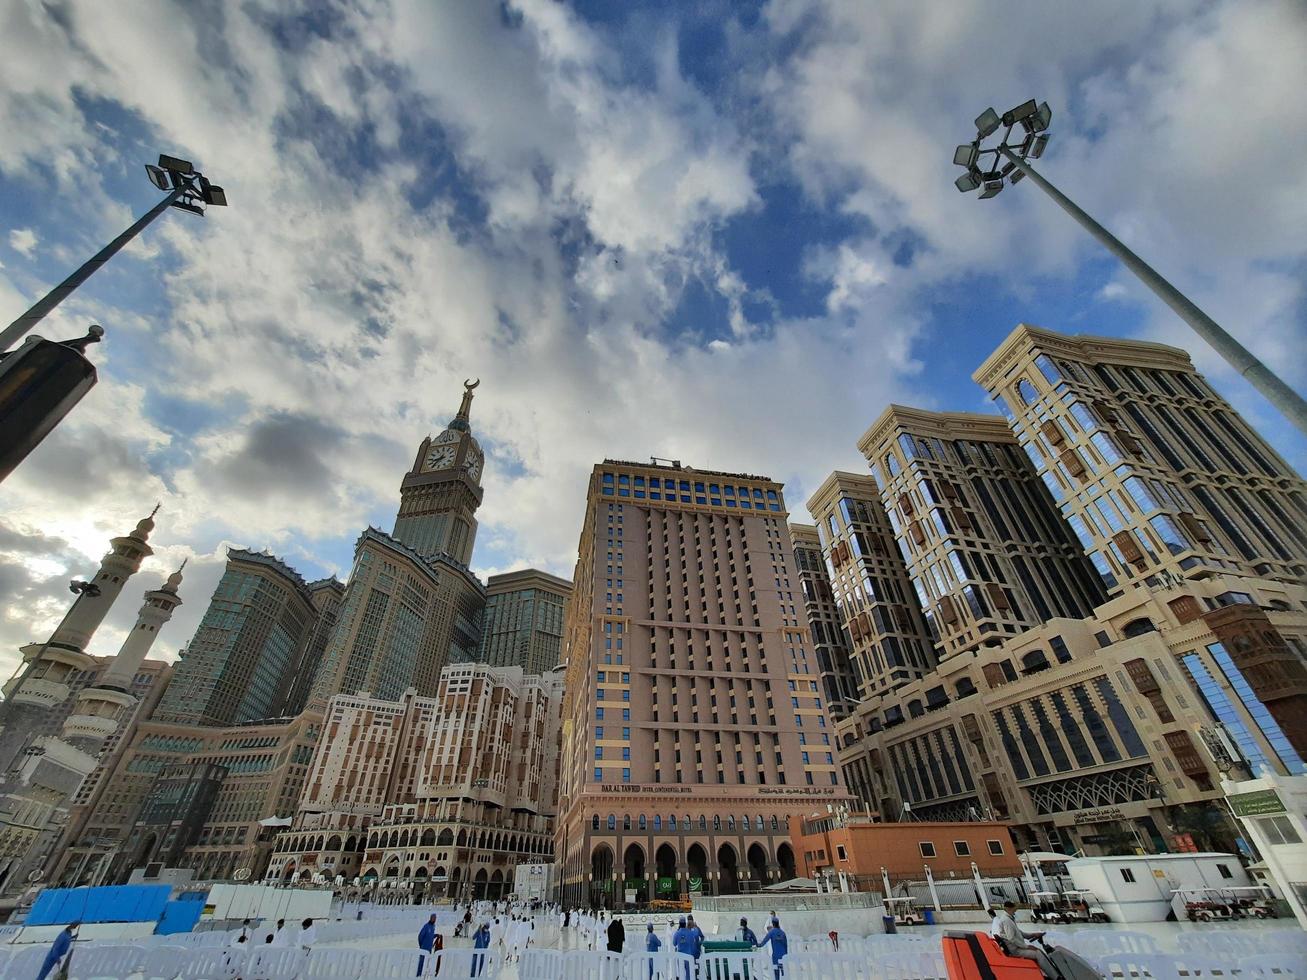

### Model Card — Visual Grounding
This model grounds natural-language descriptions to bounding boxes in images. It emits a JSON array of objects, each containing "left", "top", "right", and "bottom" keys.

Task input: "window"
[
  {"left": 1216, "top": 864, "right": 1233, "bottom": 880},
  {"left": 836, "top": 845, "right": 848, "bottom": 861},
  {"left": 1260, "top": 815, "right": 1301, "bottom": 845},
  {"left": 987, "top": 839, "right": 1004, "bottom": 856},
  {"left": 953, "top": 840, "right": 971, "bottom": 857},
  {"left": 919, "top": 842, "right": 936, "bottom": 858},
  {"left": 1120, "top": 868, "right": 1136, "bottom": 883}
]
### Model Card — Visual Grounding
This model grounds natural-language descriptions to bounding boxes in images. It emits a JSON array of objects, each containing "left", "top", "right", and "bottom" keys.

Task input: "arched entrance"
[
  {"left": 591, "top": 844, "right": 614, "bottom": 909},
  {"left": 747, "top": 843, "right": 768, "bottom": 884},
  {"left": 717, "top": 843, "right": 740, "bottom": 895},
  {"left": 776, "top": 842, "right": 796, "bottom": 881},
  {"left": 282, "top": 861, "right": 296, "bottom": 882},
  {"left": 623, "top": 843, "right": 646, "bottom": 904},
  {"left": 473, "top": 868, "right": 488, "bottom": 900},
  {"left": 655, "top": 844, "right": 678, "bottom": 900},
  {"left": 686, "top": 844, "right": 708, "bottom": 895},
  {"left": 490, "top": 869, "right": 504, "bottom": 900}
]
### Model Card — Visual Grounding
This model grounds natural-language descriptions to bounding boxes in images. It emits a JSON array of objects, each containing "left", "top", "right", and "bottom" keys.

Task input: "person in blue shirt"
[
  {"left": 672, "top": 918, "right": 695, "bottom": 980},
  {"left": 685, "top": 915, "right": 704, "bottom": 959},
  {"left": 471, "top": 922, "right": 491, "bottom": 977},
  {"left": 756, "top": 917, "right": 789, "bottom": 976},
  {"left": 645, "top": 923, "right": 662, "bottom": 980},
  {"left": 736, "top": 917, "right": 758, "bottom": 945},
  {"left": 36, "top": 922, "right": 79, "bottom": 980},
  {"left": 417, "top": 914, "right": 438, "bottom": 976}
]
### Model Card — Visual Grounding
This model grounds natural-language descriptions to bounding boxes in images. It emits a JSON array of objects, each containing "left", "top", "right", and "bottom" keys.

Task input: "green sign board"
[
  {"left": 1227, "top": 789, "right": 1286, "bottom": 817},
  {"left": 688, "top": 877, "right": 703, "bottom": 892},
  {"left": 656, "top": 877, "right": 678, "bottom": 894}
]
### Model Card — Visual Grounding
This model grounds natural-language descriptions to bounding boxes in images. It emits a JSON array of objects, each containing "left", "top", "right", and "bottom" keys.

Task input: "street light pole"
[
  {"left": 953, "top": 101, "right": 1307, "bottom": 438},
  {"left": 0, "top": 154, "right": 226, "bottom": 353},
  {"left": 0, "top": 187, "right": 182, "bottom": 352}
]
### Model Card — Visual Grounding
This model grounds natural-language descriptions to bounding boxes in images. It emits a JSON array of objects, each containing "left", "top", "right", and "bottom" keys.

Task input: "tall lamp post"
[
  {"left": 0, "top": 154, "right": 226, "bottom": 483},
  {"left": 952, "top": 100, "right": 1307, "bottom": 437}
]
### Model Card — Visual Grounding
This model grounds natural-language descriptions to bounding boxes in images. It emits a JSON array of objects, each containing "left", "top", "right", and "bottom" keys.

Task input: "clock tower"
[{"left": 393, "top": 379, "right": 485, "bottom": 566}]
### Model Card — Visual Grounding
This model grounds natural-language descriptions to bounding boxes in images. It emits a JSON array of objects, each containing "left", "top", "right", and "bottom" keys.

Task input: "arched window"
[
  {"left": 607, "top": 814, "right": 616, "bottom": 831},
  {"left": 713, "top": 815, "right": 721, "bottom": 831},
  {"left": 653, "top": 815, "right": 662, "bottom": 831},
  {"left": 1122, "top": 617, "right": 1157, "bottom": 638},
  {"left": 1016, "top": 378, "right": 1038, "bottom": 405},
  {"left": 727, "top": 816, "right": 736, "bottom": 831},
  {"left": 770, "top": 816, "right": 779, "bottom": 831},
  {"left": 681, "top": 814, "right": 690, "bottom": 831},
  {"left": 623, "top": 814, "right": 632, "bottom": 831},
  {"left": 698, "top": 815, "right": 707, "bottom": 831},
  {"left": 592, "top": 815, "right": 600, "bottom": 831},
  {"left": 638, "top": 814, "right": 647, "bottom": 830},
  {"left": 755, "top": 815, "right": 764, "bottom": 832}
]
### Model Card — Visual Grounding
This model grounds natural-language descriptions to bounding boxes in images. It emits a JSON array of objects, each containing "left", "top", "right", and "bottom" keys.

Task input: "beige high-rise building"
[
  {"left": 556, "top": 460, "right": 854, "bottom": 908},
  {"left": 860, "top": 406, "right": 1107, "bottom": 662},
  {"left": 974, "top": 324, "right": 1307, "bottom": 594},
  {"left": 833, "top": 324, "right": 1307, "bottom": 856},
  {"left": 805, "top": 473, "right": 939, "bottom": 699},
  {"left": 269, "top": 663, "right": 563, "bottom": 901},
  {"left": 788, "top": 525, "right": 859, "bottom": 719},
  {"left": 475, "top": 569, "right": 572, "bottom": 675}
]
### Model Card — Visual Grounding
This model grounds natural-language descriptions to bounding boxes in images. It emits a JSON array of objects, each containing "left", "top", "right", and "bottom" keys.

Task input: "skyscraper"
[
  {"left": 475, "top": 569, "right": 572, "bottom": 675},
  {"left": 393, "top": 380, "right": 484, "bottom": 566},
  {"left": 974, "top": 324, "right": 1307, "bottom": 593},
  {"left": 153, "top": 550, "right": 319, "bottom": 727},
  {"left": 307, "top": 383, "right": 487, "bottom": 705},
  {"left": 833, "top": 324, "right": 1307, "bottom": 855},
  {"left": 556, "top": 459, "right": 852, "bottom": 908},
  {"left": 805, "top": 472, "right": 938, "bottom": 699},
  {"left": 860, "top": 406, "right": 1106, "bottom": 661},
  {"left": 788, "top": 524, "right": 859, "bottom": 719}
]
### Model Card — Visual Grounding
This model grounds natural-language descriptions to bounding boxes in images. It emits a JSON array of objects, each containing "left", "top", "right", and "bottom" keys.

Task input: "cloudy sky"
[{"left": 2, "top": 0, "right": 1305, "bottom": 675}]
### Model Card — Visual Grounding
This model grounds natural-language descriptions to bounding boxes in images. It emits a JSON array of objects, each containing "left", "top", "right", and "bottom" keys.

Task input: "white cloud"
[
  {"left": 0, "top": 0, "right": 1302, "bottom": 676},
  {"left": 7, "top": 228, "right": 36, "bottom": 256}
]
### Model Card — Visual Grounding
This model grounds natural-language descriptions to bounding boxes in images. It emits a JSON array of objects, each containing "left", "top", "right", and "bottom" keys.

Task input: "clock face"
[
  {"left": 463, "top": 450, "right": 483, "bottom": 481},
  {"left": 425, "top": 445, "right": 456, "bottom": 470}
]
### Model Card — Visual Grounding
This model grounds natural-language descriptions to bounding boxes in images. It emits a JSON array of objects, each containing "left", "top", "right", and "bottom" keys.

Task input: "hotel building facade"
[
  {"left": 555, "top": 460, "right": 854, "bottom": 908},
  {"left": 826, "top": 325, "right": 1307, "bottom": 856}
]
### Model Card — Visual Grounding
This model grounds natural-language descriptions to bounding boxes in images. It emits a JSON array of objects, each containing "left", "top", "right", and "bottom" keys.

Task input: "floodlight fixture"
[
  {"left": 945, "top": 95, "right": 1307, "bottom": 437},
  {"left": 157, "top": 153, "right": 194, "bottom": 175},
  {"left": 1002, "top": 99, "right": 1038, "bottom": 128},
  {"left": 974, "top": 107, "right": 1001, "bottom": 138},
  {"left": 145, "top": 165, "right": 170, "bottom": 191}
]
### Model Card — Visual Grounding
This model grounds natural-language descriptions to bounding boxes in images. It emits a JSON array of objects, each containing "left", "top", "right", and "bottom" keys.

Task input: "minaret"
[
  {"left": 62, "top": 562, "right": 184, "bottom": 745},
  {"left": 0, "top": 509, "right": 156, "bottom": 748}
]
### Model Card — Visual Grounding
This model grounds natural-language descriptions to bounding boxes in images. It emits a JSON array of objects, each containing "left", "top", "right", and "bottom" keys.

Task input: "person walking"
[
  {"left": 418, "top": 913, "right": 438, "bottom": 976},
  {"left": 470, "top": 921, "right": 491, "bottom": 977},
  {"left": 685, "top": 915, "right": 704, "bottom": 964},
  {"left": 736, "top": 917, "right": 758, "bottom": 945},
  {"left": 270, "top": 919, "right": 289, "bottom": 946},
  {"left": 756, "top": 917, "right": 788, "bottom": 978},
  {"left": 645, "top": 923, "right": 662, "bottom": 980},
  {"left": 299, "top": 918, "right": 317, "bottom": 951},
  {"left": 35, "top": 922, "right": 79, "bottom": 980},
  {"left": 606, "top": 915, "right": 625, "bottom": 953}
]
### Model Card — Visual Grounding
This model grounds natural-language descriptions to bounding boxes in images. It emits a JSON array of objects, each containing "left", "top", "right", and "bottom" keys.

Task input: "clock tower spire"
[{"left": 392, "top": 379, "right": 484, "bottom": 565}]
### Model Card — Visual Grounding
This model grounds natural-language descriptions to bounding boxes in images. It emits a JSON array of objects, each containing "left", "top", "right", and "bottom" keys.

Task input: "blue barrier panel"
[
  {"left": 27, "top": 885, "right": 173, "bottom": 925},
  {"left": 156, "top": 900, "right": 204, "bottom": 935}
]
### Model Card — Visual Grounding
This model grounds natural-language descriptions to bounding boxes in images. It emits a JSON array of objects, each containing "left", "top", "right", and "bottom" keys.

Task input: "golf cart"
[
  {"left": 886, "top": 896, "right": 926, "bottom": 927},
  {"left": 1029, "top": 891, "right": 1068, "bottom": 924},
  {"left": 1060, "top": 890, "right": 1110, "bottom": 923},
  {"left": 1225, "top": 885, "right": 1277, "bottom": 919},
  {"left": 1177, "top": 887, "right": 1236, "bottom": 922}
]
